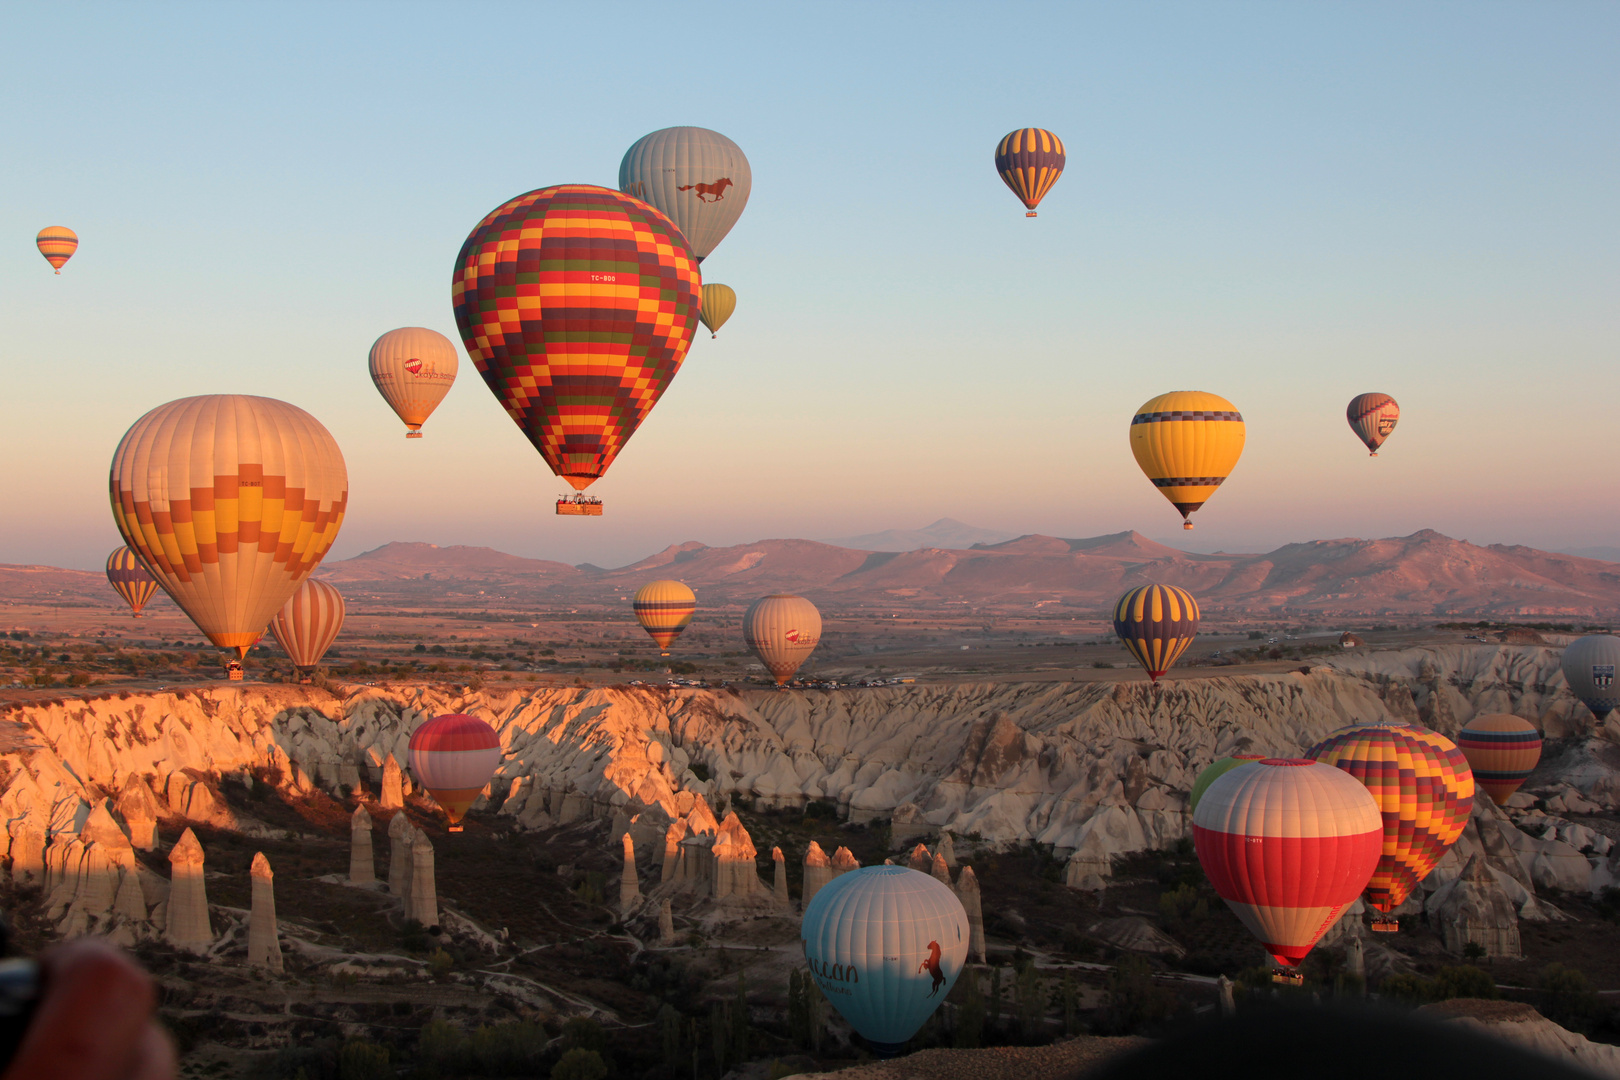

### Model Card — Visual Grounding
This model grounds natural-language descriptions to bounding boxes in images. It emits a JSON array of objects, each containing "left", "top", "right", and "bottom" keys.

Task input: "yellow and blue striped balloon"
[{"left": 1112, "top": 584, "right": 1200, "bottom": 681}]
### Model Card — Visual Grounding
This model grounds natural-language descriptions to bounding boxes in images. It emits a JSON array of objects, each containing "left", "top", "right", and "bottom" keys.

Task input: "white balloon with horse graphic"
[
  {"left": 799, "top": 865, "right": 969, "bottom": 1056},
  {"left": 619, "top": 126, "right": 752, "bottom": 262}
]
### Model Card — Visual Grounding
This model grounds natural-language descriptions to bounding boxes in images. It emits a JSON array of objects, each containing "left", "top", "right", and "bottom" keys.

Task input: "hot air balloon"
[
  {"left": 108, "top": 395, "right": 349, "bottom": 680},
  {"left": 1560, "top": 634, "right": 1620, "bottom": 723},
  {"left": 1112, "top": 584, "right": 1200, "bottom": 681},
  {"left": 801, "top": 866, "right": 968, "bottom": 1056},
  {"left": 699, "top": 284, "right": 736, "bottom": 338},
  {"left": 269, "top": 579, "right": 345, "bottom": 681},
  {"left": 369, "top": 327, "right": 458, "bottom": 438},
  {"left": 1346, "top": 393, "right": 1400, "bottom": 456},
  {"left": 619, "top": 127, "right": 751, "bottom": 262},
  {"left": 1188, "top": 753, "right": 1267, "bottom": 812},
  {"left": 744, "top": 594, "right": 821, "bottom": 686},
  {"left": 106, "top": 546, "right": 159, "bottom": 618},
  {"left": 994, "top": 128, "right": 1065, "bottom": 217},
  {"left": 633, "top": 580, "right": 696, "bottom": 656},
  {"left": 1129, "top": 391, "right": 1245, "bottom": 530},
  {"left": 1193, "top": 759, "right": 1383, "bottom": 969},
  {"left": 451, "top": 185, "right": 700, "bottom": 514},
  {"left": 407, "top": 714, "right": 502, "bottom": 831},
  {"left": 1308, "top": 720, "right": 1473, "bottom": 930},
  {"left": 1457, "top": 714, "right": 1542, "bottom": 805},
  {"left": 36, "top": 226, "right": 78, "bottom": 273}
]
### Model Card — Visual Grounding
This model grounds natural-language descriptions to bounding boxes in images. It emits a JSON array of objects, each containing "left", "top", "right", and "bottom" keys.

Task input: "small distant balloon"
[
  {"left": 1112, "top": 584, "right": 1200, "bottom": 681},
  {"left": 1346, "top": 393, "right": 1400, "bottom": 456},
  {"left": 1456, "top": 714, "right": 1541, "bottom": 805},
  {"left": 105, "top": 547, "right": 158, "bottom": 618},
  {"left": 269, "top": 579, "right": 345, "bottom": 681},
  {"left": 1560, "top": 634, "right": 1620, "bottom": 723},
  {"left": 369, "top": 327, "right": 458, "bottom": 438},
  {"left": 633, "top": 580, "right": 696, "bottom": 655},
  {"left": 994, "top": 129, "right": 1065, "bottom": 217},
  {"left": 744, "top": 594, "right": 821, "bottom": 685},
  {"left": 36, "top": 226, "right": 78, "bottom": 273},
  {"left": 408, "top": 714, "right": 502, "bottom": 830},
  {"left": 699, "top": 284, "right": 736, "bottom": 338},
  {"left": 1129, "top": 391, "right": 1246, "bottom": 530}
]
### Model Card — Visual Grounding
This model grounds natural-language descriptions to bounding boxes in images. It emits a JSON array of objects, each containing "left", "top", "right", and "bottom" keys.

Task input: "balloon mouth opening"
[{"left": 561, "top": 475, "right": 597, "bottom": 492}]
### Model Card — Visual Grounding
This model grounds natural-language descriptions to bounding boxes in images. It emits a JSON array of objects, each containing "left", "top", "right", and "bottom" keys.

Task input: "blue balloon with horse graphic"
[{"left": 800, "top": 865, "right": 970, "bottom": 1055}]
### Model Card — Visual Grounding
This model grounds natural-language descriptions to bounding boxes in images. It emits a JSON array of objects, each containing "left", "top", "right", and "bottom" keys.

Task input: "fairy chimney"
[
  {"left": 930, "top": 852, "right": 952, "bottom": 887},
  {"left": 387, "top": 812, "right": 413, "bottom": 897},
  {"left": 802, "top": 842, "right": 831, "bottom": 911},
  {"left": 659, "top": 899, "right": 676, "bottom": 945},
  {"left": 908, "top": 844, "right": 933, "bottom": 873},
  {"left": 115, "top": 775, "right": 161, "bottom": 851},
  {"left": 935, "top": 833, "right": 957, "bottom": 868},
  {"left": 350, "top": 805, "right": 375, "bottom": 885},
  {"left": 381, "top": 754, "right": 405, "bottom": 811},
  {"left": 1436, "top": 853, "right": 1523, "bottom": 959},
  {"left": 166, "top": 828, "right": 212, "bottom": 951},
  {"left": 773, "top": 846, "right": 790, "bottom": 910},
  {"left": 662, "top": 820, "right": 687, "bottom": 882},
  {"left": 408, "top": 829, "right": 437, "bottom": 928},
  {"left": 956, "top": 865, "right": 986, "bottom": 963},
  {"left": 830, "top": 846, "right": 859, "bottom": 878},
  {"left": 620, "top": 833, "right": 642, "bottom": 915},
  {"left": 248, "top": 853, "right": 283, "bottom": 972}
]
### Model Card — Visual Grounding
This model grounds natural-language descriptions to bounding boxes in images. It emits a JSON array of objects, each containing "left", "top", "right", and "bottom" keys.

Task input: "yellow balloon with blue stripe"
[
  {"left": 1113, "top": 584, "right": 1200, "bottom": 681},
  {"left": 1130, "top": 391, "right": 1245, "bottom": 529}
]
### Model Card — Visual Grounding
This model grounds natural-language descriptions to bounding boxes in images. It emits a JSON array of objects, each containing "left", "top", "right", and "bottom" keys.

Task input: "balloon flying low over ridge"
[
  {"left": 269, "top": 578, "right": 345, "bottom": 679},
  {"left": 1456, "top": 714, "right": 1542, "bottom": 805},
  {"left": 619, "top": 126, "right": 752, "bottom": 262},
  {"left": 369, "top": 327, "right": 458, "bottom": 438},
  {"left": 105, "top": 546, "right": 158, "bottom": 617},
  {"left": 993, "top": 128, "right": 1065, "bottom": 216},
  {"left": 451, "top": 184, "right": 701, "bottom": 494},
  {"left": 633, "top": 580, "right": 696, "bottom": 655},
  {"left": 408, "top": 714, "right": 502, "bottom": 827},
  {"left": 1111, "top": 583, "right": 1200, "bottom": 681},
  {"left": 1129, "top": 391, "right": 1246, "bottom": 530},
  {"left": 743, "top": 594, "right": 821, "bottom": 685}
]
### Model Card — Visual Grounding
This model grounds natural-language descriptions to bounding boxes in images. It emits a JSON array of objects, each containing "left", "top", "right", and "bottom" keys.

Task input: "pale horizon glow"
[{"left": 0, "top": 2, "right": 1614, "bottom": 572}]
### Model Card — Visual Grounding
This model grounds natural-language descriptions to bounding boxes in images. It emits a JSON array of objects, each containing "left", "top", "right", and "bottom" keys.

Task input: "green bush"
[
  {"left": 550, "top": 1048, "right": 607, "bottom": 1080},
  {"left": 1432, "top": 965, "right": 1498, "bottom": 1001},
  {"left": 561, "top": 1016, "right": 606, "bottom": 1055},
  {"left": 1539, "top": 963, "right": 1603, "bottom": 1033},
  {"left": 470, "top": 1021, "right": 547, "bottom": 1074},
  {"left": 337, "top": 1041, "right": 390, "bottom": 1080},
  {"left": 1094, "top": 956, "right": 1176, "bottom": 1035}
]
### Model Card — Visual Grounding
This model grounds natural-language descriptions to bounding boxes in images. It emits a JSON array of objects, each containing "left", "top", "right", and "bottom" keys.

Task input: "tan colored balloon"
[
  {"left": 743, "top": 594, "right": 822, "bottom": 685},
  {"left": 369, "top": 327, "right": 458, "bottom": 437},
  {"left": 108, "top": 395, "right": 349, "bottom": 671},
  {"left": 269, "top": 578, "right": 346, "bottom": 678}
]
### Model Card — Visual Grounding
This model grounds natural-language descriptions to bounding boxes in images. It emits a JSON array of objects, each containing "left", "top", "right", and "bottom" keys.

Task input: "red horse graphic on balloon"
[
  {"left": 678, "top": 177, "right": 733, "bottom": 203},
  {"left": 919, "top": 941, "right": 945, "bottom": 997}
]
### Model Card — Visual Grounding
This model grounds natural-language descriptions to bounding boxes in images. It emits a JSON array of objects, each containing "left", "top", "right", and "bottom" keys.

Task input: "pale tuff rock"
[
  {"left": 907, "top": 843, "right": 933, "bottom": 873},
  {"left": 935, "top": 833, "right": 956, "bottom": 868},
  {"left": 1090, "top": 916, "right": 1187, "bottom": 958},
  {"left": 1064, "top": 827, "right": 1116, "bottom": 891},
  {"left": 1432, "top": 854, "right": 1523, "bottom": 959},
  {"left": 82, "top": 802, "right": 136, "bottom": 870},
  {"left": 620, "top": 833, "right": 642, "bottom": 914},
  {"left": 772, "top": 847, "right": 790, "bottom": 910},
  {"left": 802, "top": 843, "right": 831, "bottom": 911},
  {"left": 112, "top": 862, "right": 147, "bottom": 923},
  {"left": 830, "top": 846, "right": 859, "bottom": 878},
  {"left": 1217, "top": 975, "right": 1236, "bottom": 1017},
  {"left": 44, "top": 838, "right": 85, "bottom": 917},
  {"left": 248, "top": 852, "right": 283, "bottom": 972},
  {"left": 956, "top": 865, "right": 985, "bottom": 963},
  {"left": 9, "top": 825, "right": 43, "bottom": 885},
  {"left": 711, "top": 812, "right": 762, "bottom": 900},
  {"left": 381, "top": 755, "right": 404, "bottom": 811},
  {"left": 1344, "top": 935, "right": 1366, "bottom": 983},
  {"left": 929, "top": 853, "right": 952, "bottom": 887},
  {"left": 890, "top": 802, "right": 931, "bottom": 849},
  {"left": 408, "top": 830, "right": 438, "bottom": 928},
  {"left": 1420, "top": 1000, "right": 1620, "bottom": 1077},
  {"left": 387, "top": 813, "right": 413, "bottom": 898},
  {"left": 166, "top": 828, "right": 212, "bottom": 951},
  {"left": 662, "top": 820, "right": 686, "bottom": 883},
  {"left": 61, "top": 843, "right": 120, "bottom": 938},
  {"left": 349, "top": 805, "right": 375, "bottom": 885},
  {"left": 659, "top": 899, "right": 676, "bottom": 945}
]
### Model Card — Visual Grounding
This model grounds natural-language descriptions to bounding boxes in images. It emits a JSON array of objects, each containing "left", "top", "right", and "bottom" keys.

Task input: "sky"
[{"left": 1, "top": 2, "right": 1615, "bottom": 571}]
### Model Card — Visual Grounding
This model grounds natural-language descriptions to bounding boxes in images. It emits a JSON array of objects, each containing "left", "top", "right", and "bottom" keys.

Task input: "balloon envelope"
[
  {"left": 1188, "top": 754, "right": 1267, "bottom": 812},
  {"left": 108, "top": 395, "right": 349, "bottom": 660},
  {"left": 1112, "top": 584, "right": 1200, "bottom": 680},
  {"left": 699, "top": 283, "right": 736, "bottom": 337},
  {"left": 994, "top": 128, "right": 1065, "bottom": 215},
  {"left": 634, "top": 580, "right": 696, "bottom": 654},
  {"left": 451, "top": 185, "right": 700, "bottom": 492},
  {"left": 106, "top": 546, "right": 159, "bottom": 617},
  {"left": 1346, "top": 393, "right": 1399, "bottom": 456},
  {"left": 369, "top": 327, "right": 458, "bottom": 437},
  {"left": 269, "top": 579, "right": 345, "bottom": 675},
  {"left": 1308, "top": 721, "right": 1474, "bottom": 913},
  {"left": 1560, "top": 634, "right": 1620, "bottom": 722},
  {"left": 744, "top": 594, "right": 821, "bottom": 685},
  {"left": 36, "top": 226, "right": 78, "bottom": 272},
  {"left": 800, "top": 866, "right": 968, "bottom": 1053},
  {"left": 619, "top": 127, "right": 751, "bottom": 261},
  {"left": 1129, "top": 391, "right": 1245, "bottom": 529},
  {"left": 408, "top": 714, "right": 502, "bottom": 825},
  {"left": 1194, "top": 759, "right": 1383, "bottom": 967},
  {"left": 1456, "top": 714, "right": 1541, "bottom": 805}
]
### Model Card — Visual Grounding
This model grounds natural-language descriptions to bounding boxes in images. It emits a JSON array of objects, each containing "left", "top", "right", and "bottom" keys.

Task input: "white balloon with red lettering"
[{"left": 407, "top": 714, "right": 501, "bottom": 829}]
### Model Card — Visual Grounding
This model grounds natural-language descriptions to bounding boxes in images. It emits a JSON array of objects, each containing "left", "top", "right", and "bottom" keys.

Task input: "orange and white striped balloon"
[
  {"left": 269, "top": 579, "right": 345, "bottom": 676},
  {"left": 409, "top": 714, "right": 502, "bottom": 826}
]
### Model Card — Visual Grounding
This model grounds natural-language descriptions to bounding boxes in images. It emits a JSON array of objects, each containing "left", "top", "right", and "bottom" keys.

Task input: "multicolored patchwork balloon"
[
  {"left": 1456, "top": 714, "right": 1541, "bottom": 805},
  {"left": 633, "top": 580, "right": 696, "bottom": 655},
  {"left": 408, "top": 714, "right": 502, "bottom": 829},
  {"left": 1308, "top": 720, "right": 1474, "bottom": 914},
  {"left": 1346, "top": 393, "right": 1400, "bottom": 456},
  {"left": 1194, "top": 759, "right": 1384, "bottom": 968},
  {"left": 1112, "top": 584, "right": 1200, "bottom": 681},
  {"left": 1129, "top": 391, "right": 1246, "bottom": 530},
  {"left": 105, "top": 546, "right": 158, "bottom": 617},
  {"left": 451, "top": 185, "right": 700, "bottom": 496},
  {"left": 993, "top": 128, "right": 1065, "bottom": 217}
]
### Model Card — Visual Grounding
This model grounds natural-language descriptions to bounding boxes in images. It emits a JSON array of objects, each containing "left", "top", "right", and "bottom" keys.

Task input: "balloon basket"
[
  {"left": 1183, "top": 522, "right": 1194, "bottom": 530},
  {"left": 1371, "top": 916, "right": 1400, "bottom": 933},
  {"left": 448, "top": 825, "right": 463, "bottom": 833},
  {"left": 1271, "top": 970, "right": 1304, "bottom": 987},
  {"left": 225, "top": 661, "right": 244, "bottom": 682},
  {"left": 556, "top": 497, "right": 603, "bottom": 516},
  {"left": 406, "top": 431, "right": 423, "bottom": 439},
  {"left": 1025, "top": 211, "right": 1037, "bottom": 218}
]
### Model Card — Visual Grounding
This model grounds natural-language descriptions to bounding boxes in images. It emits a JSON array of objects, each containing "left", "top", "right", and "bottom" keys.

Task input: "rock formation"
[
  {"left": 711, "top": 812, "right": 762, "bottom": 899},
  {"left": 929, "top": 852, "right": 952, "bottom": 887},
  {"left": 659, "top": 899, "right": 675, "bottom": 945},
  {"left": 1345, "top": 935, "right": 1366, "bottom": 985},
  {"left": 248, "top": 852, "right": 283, "bottom": 972},
  {"left": 115, "top": 775, "right": 160, "bottom": 851},
  {"left": 349, "top": 806, "right": 375, "bottom": 885},
  {"left": 1432, "top": 854, "right": 1523, "bottom": 959},
  {"left": 908, "top": 844, "right": 933, "bottom": 872},
  {"left": 1419, "top": 999, "right": 1620, "bottom": 1076},
  {"left": 1064, "top": 828, "right": 1113, "bottom": 891},
  {"left": 802, "top": 842, "right": 831, "bottom": 911},
  {"left": 387, "top": 813, "right": 413, "bottom": 897},
  {"left": 166, "top": 828, "right": 211, "bottom": 951},
  {"left": 408, "top": 829, "right": 437, "bottom": 927},
  {"left": 662, "top": 820, "right": 686, "bottom": 882},
  {"left": 830, "top": 846, "right": 859, "bottom": 879},
  {"left": 772, "top": 846, "right": 790, "bottom": 910},
  {"left": 381, "top": 754, "right": 404, "bottom": 811},
  {"left": 1217, "top": 975, "right": 1235, "bottom": 1017},
  {"left": 935, "top": 834, "right": 957, "bottom": 868},
  {"left": 956, "top": 865, "right": 985, "bottom": 963},
  {"left": 890, "top": 802, "right": 931, "bottom": 848},
  {"left": 620, "top": 833, "right": 641, "bottom": 915},
  {"left": 9, "top": 826, "right": 43, "bottom": 885},
  {"left": 1089, "top": 916, "right": 1186, "bottom": 958}
]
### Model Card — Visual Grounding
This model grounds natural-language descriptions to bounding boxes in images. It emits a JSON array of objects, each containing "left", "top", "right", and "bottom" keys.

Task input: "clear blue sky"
[{"left": 1, "top": 2, "right": 1615, "bottom": 570}]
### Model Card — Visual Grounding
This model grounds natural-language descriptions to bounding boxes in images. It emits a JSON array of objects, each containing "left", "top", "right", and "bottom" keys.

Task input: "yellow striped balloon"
[
  {"left": 36, "top": 226, "right": 78, "bottom": 273},
  {"left": 633, "top": 580, "right": 696, "bottom": 655},
  {"left": 106, "top": 546, "right": 159, "bottom": 617},
  {"left": 1456, "top": 713, "right": 1541, "bottom": 805},
  {"left": 994, "top": 129, "right": 1065, "bottom": 217},
  {"left": 270, "top": 578, "right": 346, "bottom": 678},
  {"left": 1112, "top": 584, "right": 1200, "bottom": 681},
  {"left": 1129, "top": 391, "right": 1246, "bottom": 530},
  {"left": 699, "top": 284, "right": 736, "bottom": 338}
]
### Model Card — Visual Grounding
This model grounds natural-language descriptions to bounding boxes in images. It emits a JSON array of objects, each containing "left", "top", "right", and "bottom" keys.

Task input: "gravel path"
[{"left": 782, "top": 1036, "right": 1150, "bottom": 1079}]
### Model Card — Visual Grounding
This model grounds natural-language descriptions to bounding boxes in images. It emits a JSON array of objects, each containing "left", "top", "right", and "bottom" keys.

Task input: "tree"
[
  {"left": 787, "top": 970, "right": 809, "bottom": 1048},
  {"left": 337, "top": 1041, "right": 390, "bottom": 1080},
  {"left": 551, "top": 1048, "right": 607, "bottom": 1080},
  {"left": 989, "top": 966, "right": 1004, "bottom": 1032},
  {"left": 954, "top": 972, "right": 985, "bottom": 1048},
  {"left": 1014, "top": 963, "right": 1044, "bottom": 1039},
  {"left": 1061, "top": 973, "right": 1081, "bottom": 1036},
  {"left": 658, "top": 1005, "right": 682, "bottom": 1069},
  {"left": 731, "top": 972, "right": 750, "bottom": 1065},
  {"left": 1540, "top": 963, "right": 1602, "bottom": 1033}
]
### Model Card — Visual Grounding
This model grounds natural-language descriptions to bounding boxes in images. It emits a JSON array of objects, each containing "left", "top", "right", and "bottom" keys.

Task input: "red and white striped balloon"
[
  {"left": 1193, "top": 758, "right": 1383, "bottom": 968},
  {"left": 408, "top": 714, "right": 502, "bottom": 827},
  {"left": 268, "top": 579, "right": 345, "bottom": 677}
]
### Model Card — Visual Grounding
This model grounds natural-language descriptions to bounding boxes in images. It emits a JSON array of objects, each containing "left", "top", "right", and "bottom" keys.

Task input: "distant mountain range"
[
  {"left": 818, "top": 518, "right": 1020, "bottom": 552},
  {"left": 6, "top": 530, "right": 1619, "bottom": 621}
]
